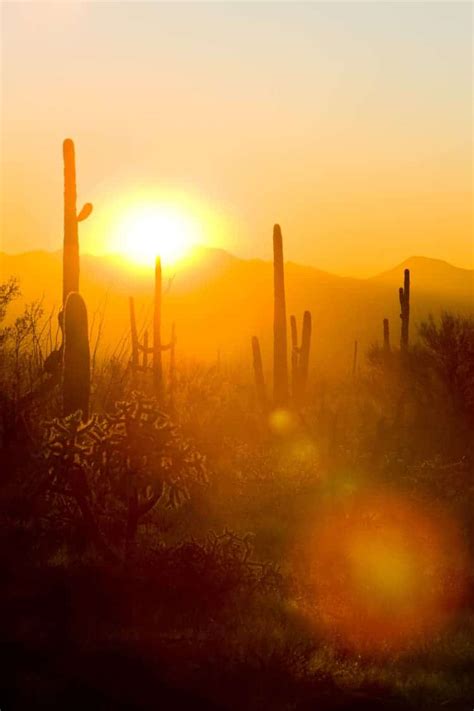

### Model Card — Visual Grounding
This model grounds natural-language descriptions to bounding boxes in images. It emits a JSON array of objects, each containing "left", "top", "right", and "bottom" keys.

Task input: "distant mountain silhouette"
[
  {"left": 371, "top": 256, "right": 473, "bottom": 299},
  {"left": 1, "top": 249, "right": 473, "bottom": 373}
]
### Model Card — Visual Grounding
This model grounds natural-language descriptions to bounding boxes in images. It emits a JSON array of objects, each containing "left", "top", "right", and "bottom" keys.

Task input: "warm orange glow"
[
  {"left": 268, "top": 409, "right": 298, "bottom": 435},
  {"left": 110, "top": 203, "right": 201, "bottom": 266},
  {"left": 296, "top": 489, "right": 468, "bottom": 654}
]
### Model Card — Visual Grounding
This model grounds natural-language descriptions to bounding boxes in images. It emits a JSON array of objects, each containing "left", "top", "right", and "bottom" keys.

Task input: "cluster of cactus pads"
[
  {"left": 129, "top": 256, "right": 177, "bottom": 401},
  {"left": 61, "top": 138, "right": 92, "bottom": 421},
  {"left": 251, "top": 224, "right": 312, "bottom": 411}
]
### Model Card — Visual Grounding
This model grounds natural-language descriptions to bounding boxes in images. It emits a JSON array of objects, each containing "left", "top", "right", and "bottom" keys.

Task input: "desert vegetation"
[{"left": 1, "top": 139, "right": 473, "bottom": 711}]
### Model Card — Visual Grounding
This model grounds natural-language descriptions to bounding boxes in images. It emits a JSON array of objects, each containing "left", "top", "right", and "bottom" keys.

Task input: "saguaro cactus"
[
  {"left": 63, "top": 292, "right": 90, "bottom": 420},
  {"left": 62, "top": 138, "right": 92, "bottom": 305},
  {"left": 129, "top": 270, "right": 175, "bottom": 395},
  {"left": 129, "top": 297, "right": 139, "bottom": 369},
  {"left": 251, "top": 336, "right": 267, "bottom": 411},
  {"left": 383, "top": 318, "right": 391, "bottom": 353},
  {"left": 290, "top": 311, "right": 312, "bottom": 404},
  {"left": 168, "top": 323, "right": 177, "bottom": 401},
  {"left": 352, "top": 339, "right": 358, "bottom": 379},
  {"left": 399, "top": 268, "right": 410, "bottom": 351},
  {"left": 273, "top": 224, "right": 289, "bottom": 406}
]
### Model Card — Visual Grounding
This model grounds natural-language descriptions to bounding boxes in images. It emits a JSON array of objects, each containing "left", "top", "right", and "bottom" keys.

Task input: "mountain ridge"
[
  {"left": 2, "top": 247, "right": 472, "bottom": 283},
  {"left": 1, "top": 248, "right": 472, "bottom": 372}
]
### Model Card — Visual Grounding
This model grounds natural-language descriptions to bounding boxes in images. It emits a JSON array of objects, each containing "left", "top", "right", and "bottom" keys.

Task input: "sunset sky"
[{"left": 1, "top": 1, "right": 472, "bottom": 276}]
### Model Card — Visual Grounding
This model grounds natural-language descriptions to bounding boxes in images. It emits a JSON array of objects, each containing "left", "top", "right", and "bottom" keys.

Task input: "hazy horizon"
[
  {"left": 1, "top": 242, "right": 473, "bottom": 283},
  {"left": 1, "top": 1, "right": 472, "bottom": 276}
]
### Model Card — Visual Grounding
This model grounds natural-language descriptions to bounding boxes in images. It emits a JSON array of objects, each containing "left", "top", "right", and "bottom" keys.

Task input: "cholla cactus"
[{"left": 42, "top": 392, "right": 207, "bottom": 558}]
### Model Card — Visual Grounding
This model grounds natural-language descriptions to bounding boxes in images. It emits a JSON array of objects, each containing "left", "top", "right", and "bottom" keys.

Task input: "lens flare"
[
  {"left": 295, "top": 489, "right": 467, "bottom": 653},
  {"left": 268, "top": 409, "right": 298, "bottom": 436}
]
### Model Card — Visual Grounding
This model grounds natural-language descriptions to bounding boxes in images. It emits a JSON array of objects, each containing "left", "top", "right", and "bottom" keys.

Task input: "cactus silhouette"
[
  {"left": 250, "top": 225, "right": 312, "bottom": 411},
  {"left": 63, "top": 292, "right": 90, "bottom": 420},
  {"left": 153, "top": 257, "right": 163, "bottom": 397},
  {"left": 129, "top": 296, "right": 139, "bottom": 369},
  {"left": 352, "top": 339, "right": 358, "bottom": 379},
  {"left": 168, "top": 322, "right": 177, "bottom": 405},
  {"left": 251, "top": 335, "right": 267, "bottom": 410},
  {"left": 128, "top": 262, "right": 176, "bottom": 400},
  {"left": 62, "top": 138, "right": 92, "bottom": 305},
  {"left": 399, "top": 268, "right": 410, "bottom": 351},
  {"left": 290, "top": 310, "right": 312, "bottom": 404},
  {"left": 143, "top": 330, "right": 149, "bottom": 369},
  {"left": 383, "top": 318, "right": 391, "bottom": 352},
  {"left": 273, "top": 224, "right": 289, "bottom": 406}
]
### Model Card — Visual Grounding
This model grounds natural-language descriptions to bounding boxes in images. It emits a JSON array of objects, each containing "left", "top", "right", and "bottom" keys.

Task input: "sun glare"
[{"left": 113, "top": 204, "right": 201, "bottom": 266}]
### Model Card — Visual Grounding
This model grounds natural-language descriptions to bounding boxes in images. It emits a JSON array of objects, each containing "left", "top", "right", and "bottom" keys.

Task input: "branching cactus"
[
  {"left": 273, "top": 224, "right": 289, "bottom": 406},
  {"left": 250, "top": 225, "right": 312, "bottom": 411},
  {"left": 399, "top": 268, "right": 410, "bottom": 351},
  {"left": 63, "top": 292, "right": 90, "bottom": 421},
  {"left": 129, "top": 263, "right": 176, "bottom": 401},
  {"left": 62, "top": 138, "right": 92, "bottom": 305}
]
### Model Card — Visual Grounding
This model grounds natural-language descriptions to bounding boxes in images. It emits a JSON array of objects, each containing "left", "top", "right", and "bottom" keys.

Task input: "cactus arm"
[{"left": 77, "top": 203, "right": 93, "bottom": 222}]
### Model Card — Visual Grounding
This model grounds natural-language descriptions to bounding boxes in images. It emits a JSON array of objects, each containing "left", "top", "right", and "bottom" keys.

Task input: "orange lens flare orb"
[{"left": 296, "top": 489, "right": 467, "bottom": 654}]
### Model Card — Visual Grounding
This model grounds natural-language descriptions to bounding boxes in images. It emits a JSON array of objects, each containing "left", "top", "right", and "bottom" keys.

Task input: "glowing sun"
[{"left": 114, "top": 204, "right": 200, "bottom": 266}]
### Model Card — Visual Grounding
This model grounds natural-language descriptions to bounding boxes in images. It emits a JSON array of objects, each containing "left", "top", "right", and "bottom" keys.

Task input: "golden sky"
[{"left": 1, "top": 1, "right": 472, "bottom": 276}]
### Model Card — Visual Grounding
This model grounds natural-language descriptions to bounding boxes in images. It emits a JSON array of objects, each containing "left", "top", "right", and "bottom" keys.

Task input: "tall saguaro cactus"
[
  {"left": 62, "top": 138, "right": 92, "bottom": 305},
  {"left": 153, "top": 257, "right": 163, "bottom": 397},
  {"left": 399, "top": 268, "right": 410, "bottom": 351},
  {"left": 273, "top": 224, "right": 289, "bottom": 406},
  {"left": 63, "top": 292, "right": 90, "bottom": 420}
]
